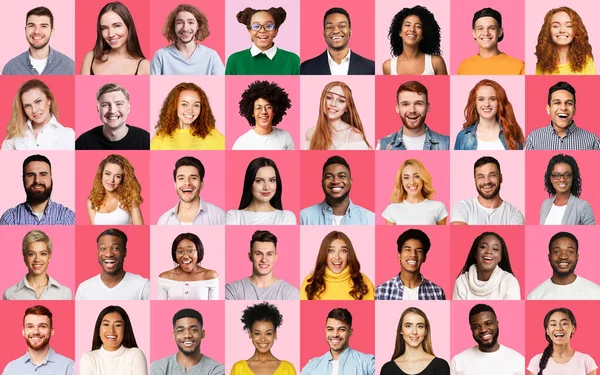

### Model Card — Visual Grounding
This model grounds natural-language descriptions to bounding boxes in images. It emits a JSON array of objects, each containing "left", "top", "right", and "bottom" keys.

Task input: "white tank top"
[
  {"left": 390, "top": 54, "right": 436, "bottom": 75},
  {"left": 94, "top": 204, "right": 132, "bottom": 225}
]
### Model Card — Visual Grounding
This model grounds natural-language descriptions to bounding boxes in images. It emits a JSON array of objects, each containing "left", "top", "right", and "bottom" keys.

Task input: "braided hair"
[{"left": 537, "top": 308, "right": 576, "bottom": 375}]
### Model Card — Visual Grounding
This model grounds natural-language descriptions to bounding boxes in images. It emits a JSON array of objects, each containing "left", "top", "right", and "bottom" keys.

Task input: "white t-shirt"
[
  {"left": 401, "top": 133, "right": 426, "bottom": 150},
  {"left": 544, "top": 204, "right": 567, "bottom": 225},
  {"left": 403, "top": 286, "right": 419, "bottom": 300},
  {"left": 80, "top": 346, "right": 147, "bottom": 375},
  {"left": 450, "top": 345, "right": 525, "bottom": 375},
  {"left": 232, "top": 128, "right": 295, "bottom": 150},
  {"left": 225, "top": 210, "right": 296, "bottom": 225},
  {"left": 526, "top": 275, "right": 600, "bottom": 300},
  {"left": 382, "top": 199, "right": 448, "bottom": 225},
  {"left": 75, "top": 272, "right": 150, "bottom": 300},
  {"left": 331, "top": 215, "right": 344, "bottom": 225},
  {"left": 476, "top": 138, "right": 505, "bottom": 150},
  {"left": 30, "top": 56, "right": 48, "bottom": 74},
  {"left": 451, "top": 197, "right": 524, "bottom": 225}
]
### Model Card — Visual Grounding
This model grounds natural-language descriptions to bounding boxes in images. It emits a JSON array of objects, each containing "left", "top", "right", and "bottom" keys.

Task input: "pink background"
[
  {"left": 375, "top": 151, "right": 450, "bottom": 225},
  {"left": 299, "top": 0, "right": 375, "bottom": 63},
  {"left": 225, "top": 225, "right": 300, "bottom": 288},
  {"left": 149, "top": 225, "right": 225, "bottom": 299},
  {"left": 74, "top": 150, "right": 150, "bottom": 225},
  {"left": 449, "top": 0, "right": 525, "bottom": 75},
  {"left": 450, "top": 75, "right": 525, "bottom": 149},
  {"left": 149, "top": 150, "right": 226, "bottom": 224},
  {"left": 374, "top": 0, "right": 451, "bottom": 74},
  {"left": 375, "top": 225, "right": 452, "bottom": 298},
  {"left": 225, "top": 300, "right": 300, "bottom": 372},
  {"left": 225, "top": 76, "right": 300, "bottom": 150},
  {"left": 0, "top": 226, "right": 76, "bottom": 296},
  {"left": 300, "top": 76, "right": 375, "bottom": 149},
  {"left": 148, "top": 0, "right": 226, "bottom": 64}
]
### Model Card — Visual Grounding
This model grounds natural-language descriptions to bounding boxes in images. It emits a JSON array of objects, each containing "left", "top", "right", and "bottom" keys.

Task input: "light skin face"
[
  {"left": 550, "top": 163, "right": 573, "bottom": 195},
  {"left": 249, "top": 321, "right": 276, "bottom": 353},
  {"left": 22, "top": 314, "right": 53, "bottom": 351},
  {"left": 22, "top": 88, "right": 52, "bottom": 127},
  {"left": 401, "top": 164, "right": 424, "bottom": 199},
  {"left": 251, "top": 166, "right": 277, "bottom": 204},
  {"left": 546, "top": 311, "right": 574, "bottom": 345},
  {"left": 474, "top": 163, "right": 502, "bottom": 200},
  {"left": 25, "top": 15, "right": 53, "bottom": 50},
  {"left": 476, "top": 235, "right": 502, "bottom": 275},
  {"left": 175, "top": 165, "right": 203, "bottom": 203},
  {"left": 249, "top": 241, "right": 277, "bottom": 277},
  {"left": 326, "top": 318, "right": 352, "bottom": 354},
  {"left": 325, "top": 86, "right": 348, "bottom": 122},
  {"left": 550, "top": 12, "right": 572, "bottom": 47},
  {"left": 97, "top": 235, "right": 126, "bottom": 276},
  {"left": 472, "top": 17, "right": 502, "bottom": 51},
  {"left": 175, "top": 238, "right": 198, "bottom": 273},
  {"left": 98, "top": 91, "right": 130, "bottom": 131},
  {"left": 324, "top": 13, "right": 351, "bottom": 51},
  {"left": 401, "top": 313, "right": 426, "bottom": 349},
  {"left": 327, "top": 238, "right": 348, "bottom": 274},
  {"left": 177, "top": 90, "right": 201, "bottom": 128},
  {"left": 24, "top": 241, "right": 51, "bottom": 276},
  {"left": 248, "top": 11, "right": 278, "bottom": 51},
  {"left": 398, "top": 239, "right": 425, "bottom": 274},
  {"left": 100, "top": 11, "right": 129, "bottom": 50},
  {"left": 469, "top": 311, "right": 499, "bottom": 352},
  {"left": 322, "top": 164, "right": 352, "bottom": 204},
  {"left": 253, "top": 98, "right": 274, "bottom": 130},
  {"left": 549, "top": 237, "right": 578, "bottom": 277},
  {"left": 547, "top": 90, "right": 575, "bottom": 132},
  {"left": 396, "top": 91, "right": 429, "bottom": 131},
  {"left": 400, "top": 15, "right": 423, "bottom": 47},
  {"left": 174, "top": 317, "right": 205, "bottom": 355},
  {"left": 24, "top": 161, "right": 53, "bottom": 203},
  {"left": 102, "top": 163, "right": 123, "bottom": 194},
  {"left": 475, "top": 85, "right": 498, "bottom": 121},
  {"left": 175, "top": 11, "right": 198, "bottom": 44},
  {"left": 99, "top": 312, "right": 125, "bottom": 351}
]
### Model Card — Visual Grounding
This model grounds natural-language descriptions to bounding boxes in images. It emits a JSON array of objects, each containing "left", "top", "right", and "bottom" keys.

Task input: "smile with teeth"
[
  {"left": 105, "top": 335, "right": 117, "bottom": 340},
  {"left": 331, "top": 36, "right": 343, "bottom": 41},
  {"left": 480, "top": 333, "right": 492, "bottom": 340},
  {"left": 106, "top": 114, "right": 121, "bottom": 120},
  {"left": 181, "top": 259, "right": 193, "bottom": 265},
  {"left": 182, "top": 113, "right": 196, "bottom": 119},
  {"left": 259, "top": 264, "right": 269, "bottom": 268},
  {"left": 406, "top": 260, "right": 417, "bottom": 265},
  {"left": 557, "top": 113, "right": 569, "bottom": 118},
  {"left": 554, "top": 333, "right": 565, "bottom": 337}
]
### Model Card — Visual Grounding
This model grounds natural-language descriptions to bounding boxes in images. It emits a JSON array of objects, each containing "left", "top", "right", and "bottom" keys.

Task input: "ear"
[
  {"left": 51, "top": 327, "right": 55, "bottom": 337},
  {"left": 201, "top": 330, "right": 206, "bottom": 339},
  {"left": 199, "top": 180, "right": 204, "bottom": 191},
  {"left": 546, "top": 105, "right": 550, "bottom": 115},
  {"left": 426, "top": 103, "right": 430, "bottom": 113},
  {"left": 395, "top": 103, "right": 400, "bottom": 115},
  {"left": 248, "top": 251, "right": 252, "bottom": 262},
  {"left": 472, "top": 29, "right": 477, "bottom": 40},
  {"left": 498, "top": 28, "right": 504, "bottom": 40}
]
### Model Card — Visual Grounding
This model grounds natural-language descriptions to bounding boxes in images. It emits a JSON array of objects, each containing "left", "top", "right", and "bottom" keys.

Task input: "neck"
[
  {"left": 402, "top": 124, "right": 426, "bottom": 137},
  {"left": 26, "top": 273, "right": 49, "bottom": 286},
  {"left": 253, "top": 125, "right": 273, "bottom": 136},
  {"left": 476, "top": 195, "right": 503, "bottom": 209},
  {"left": 102, "top": 124, "right": 129, "bottom": 141},
  {"left": 330, "top": 347, "right": 348, "bottom": 360},
  {"left": 552, "top": 343, "right": 574, "bottom": 357},
  {"left": 31, "top": 117, "right": 52, "bottom": 130},
  {"left": 401, "top": 345, "right": 427, "bottom": 360},
  {"left": 249, "top": 273, "right": 278, "bottom": 288},
  {"left": 100, "top": 270, "right": 126, "bottom": 287},
  {"left": 28, "top": 346, "right": 50, "bottom": 365},
  {"left": 178, "top": 121, "right": 191, "bottom": 130},
  {"left": 401, "top": 44, "right": 420, "bottom": 59},
  {"left": 29, "top": 199, "right": 49, "bottom": 214},
  {"left": 479, "top": 343, "right": 500, "bottom": 353},
  {"left": 29, "top": 45, "right": 50, "bottom": 60},
  {"left": 245, "top": 200, "right": 275, "bottom": 212},
  {"left": 109, "top": 45, "right": 130, "bottom": 57},
  {"left": 552, "top": 121, "right": 572, "bottom": 137},
  {"left": 328, "top": 119, "right": 348, "bottom": 132},
  {"left": 252, "top": 350, "right": 275, "bottom": 362},
  {"left": 552, "top": 272, "right": 577, "bottom": 285},
  {"left": 325, "top": 197, "right": 350, "bottom": 216},
  {"left": 176, "top": 40, "right": 197, "bottom": 54},
  {"left": 476, "top": 266, "right": 493, "bottom": 282},
  {"left": 477, "top": 118, "right": 498, "bottom": 128},
  {"left": 328, "top": 47, "right": 349, "bottom": 64},
  {"left": 176, "top": 351, "right": 203, "bottom": 369},
  {"left": 553, "top": 192, "right": 570, "bottom": 205},
  {"left": 256, "top": 43, "right": 274, "bottom": 52},
  {"left": 404, "top": 194, "right": 425, "bottom": 204},
  {"left": 178, "top": 198, "right": 201, "bottom": 212},
  {"left": 556, "top": 45, "right": 570, "bottom": 64},
  {"left": 399, "top": 271, "right": 422, "bottom": 289},
  {"left": 478, "top": 47, "right": 501, "bottom": 59}
]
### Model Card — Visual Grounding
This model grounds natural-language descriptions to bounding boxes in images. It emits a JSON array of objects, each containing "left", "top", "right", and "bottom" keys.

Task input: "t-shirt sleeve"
[
  {"left": 381, "top": 204, "right": 395, "bottom": 223},
  {"left": 141, "top": 278, "right": 150, "bottom": 300},
  {"left": 437, "top": 202, "right": 449, "bottom": 221},
  {"left": 285, "top": 131, "right": 295, "bottom": 150},
  {"left": 449, "top": 357, "right": 457, "bottom": 375},
  {"left": 526, "top": 354, "right": 541, "bottom": 374},
  {"left": 450, "top": 200, "right": 469, "bottom": 224},
  {"left": 584, "top": 353, "right": 598, "bottom": 372},
  {"left": 283, "top": 210, "right": 297, "bottom": 225},
  {"left": 225, "top": 282, "right": 238, "bottom": 300},
  {"left": 283, "top": 282, "right": 300, "bottom": 300},
  {"left": 510, "top": 207, "right": 525, "bottom": 225},
  {"left": 211, "top": 50, "right": 225, "bottom": 75},
  {"left": 225, "top": 210, "right": 237, "bottom": 225}
]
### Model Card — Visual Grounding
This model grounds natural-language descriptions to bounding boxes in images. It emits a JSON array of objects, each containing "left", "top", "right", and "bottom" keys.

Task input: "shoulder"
[
  {"left": 203, "top": 269, "right": 219, "bottom": 280},
  {"left": 127, "top": 125, "right": 151, "bottom": 136},
  {"left": 382, "top": 59, "right": 391, "bottom": 74},
  {"left": 301, "top": 51, "right": 326, "bottom": 65},
  {"left": 348, "top": 129, "right": 366, "bottom": 141},
  {"left": 227, "top": 49, "right": 251, "bottom": 61},
  {"left": 82, "top": 50, "right": 94, "bottom": 63},
  {"left": 305, "top": 127, "right": 315, "bottom": 141},
  {"left": 2, "top": 51, "right": 28, "bottom": 73},
  {"left": 158, "top": 269, "right": 176, "bottom": 279},
  {"left": 277, "top": 48, "right": 300, "bottom": 61}
]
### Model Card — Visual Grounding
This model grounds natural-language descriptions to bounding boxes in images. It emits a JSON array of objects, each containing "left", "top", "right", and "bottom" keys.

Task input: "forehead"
[
  {"left": 27, "top": 241, "right": 49, "bottom": 251},
  {"left": 252, "top": 320, "right": 275, "bottom": 330},
  {"left": 479, "top": 234, "right": 500, "bottom": 246},
  {"left": 177, "top": 238, "right": 196, "bottom": 248},
  {"left": 326, "top": 318, "right": 349, "bottom": 329},
  {"left": 325, "top": 12, "right": 349, "bottom": 24},
  {"left": 103, "top": 162, "right": 123, "bottom": 173},
  {"left": 397, "top": 90, "right": 427, "bottom": 102},
  {"left": 475, "top": 162, "right": 499, "bottom": 175},
  {"left": 474, "top": 16, "right": 499, "bottom": 28},
  {"left": 25, "top": 161, "right": 51, "bottom": 174},
  {"left": 550, "top": 89, "right": 574, "bottom": 102},
  {"left": 323, "top": 163, "right": 349, "bottom": 175},
  {"left": 327, "top": 86, "right": 345, "bottom": 97},
  {"left": 551, "top": 11, "right": 571, "bottom": 23},
  {"left": 255, "top": 166, "right": 276, "bottom": 178},
  {"left": 402, "top": 238, "right": 423, "bottom": 248},
  {"left": 175, "top": 317, "right": 201, "bottom": 328},
  {"left": 21, "top": 88, "right": 47, "bottom": 102},
  {"left": 176, "top": 165, "right": 200, "bottom": 176},
  {"left": 251, "top": 11, "right": 274, "bottom": 24},
  {"left": 402, "top": 312, "right": 425, "bottom": 324},
  {"left": 552, "top": 162, "right": 572, "bottom": 172},
  {"left": 254, "top": 98, "right": 272, "bottom": 106},
  {"left": 548, "top": 311, "right": 570, "bottom": 322},
  {"left": 469, "top": 311, "right": 496, "bottom": 325},
  {"left": 98, "top": 234, "right": 124, "bottom": 247},
  {"left": 402, "top": 14, "right": 422, "bottom": 24},
  {"left": 101, "top": 11, "right": 124, "bottom": 25},
  {"left": 179, "top": 89, "right": 201, "bottom": 102},
  {"left": 329, "top": 238, "right": 347, "bottom": 248},
  {"left": 551, "top": 236, "right": 577, "bottom": 250},
  {"left": 99, "top": 91, "right": 128, "bottom": 103},
  {"left": 175, "top": 11, "right": 197, "bottom": 22},
  {"left": 252, "top": 241, "right": 276, "bottom": 252},
  {"left": 26, "top": 15, "right": 52, "bottom": 25},
  {"left": 103, "top": 312, "right": 124, "bottom": 321},
  {"left": 24, "top": 314, "right": 51, "bottom": 325},
  {"left": 476, "top": 85, "right": 496, "bottom": 96}
]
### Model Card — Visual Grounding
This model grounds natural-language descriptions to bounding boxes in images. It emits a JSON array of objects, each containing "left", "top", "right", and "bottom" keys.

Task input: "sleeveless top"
[
  {"left": 90, "top": 57, "right": 144, "bottom": 75},
  {"left": 94, "top": 204, "right": 132, "bottom": 225},
  {"left": 390, "top": 54, "right": 435, "bottom": 75}
]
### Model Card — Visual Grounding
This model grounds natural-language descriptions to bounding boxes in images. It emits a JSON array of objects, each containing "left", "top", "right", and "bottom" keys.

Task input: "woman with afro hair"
[
  {"left": 233, "top": 81, "right": 295, "bottom": 150},
  {"left": 382, "top": 6, "right": 447, "bottom": 75}
]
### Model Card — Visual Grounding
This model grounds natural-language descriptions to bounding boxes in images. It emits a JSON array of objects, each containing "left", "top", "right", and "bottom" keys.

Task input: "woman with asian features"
[
  {"left": 305, "top": 81, "right": 372, "bottom": 150},
  {"left": 535, "top": 7, "right": 596, "bottom": 75},
  {"left": 80, "top": 2, "right": 150, "bottom": 75},
  {"left": 380, "top": 307, "right": 450, "bottom": 375}
]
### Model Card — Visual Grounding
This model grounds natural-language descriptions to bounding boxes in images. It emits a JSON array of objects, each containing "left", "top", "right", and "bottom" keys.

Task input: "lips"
[{"left": 480, "top": 333, "right": 492, "bottom": 341}]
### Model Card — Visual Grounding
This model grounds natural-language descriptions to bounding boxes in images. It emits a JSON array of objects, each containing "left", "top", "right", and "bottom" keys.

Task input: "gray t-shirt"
[
  {"left": 151, "top": 354, "right": 224, "bottom": 375},
  {"left": 225, "top": 278, "right": 299, "bottom": 300}
]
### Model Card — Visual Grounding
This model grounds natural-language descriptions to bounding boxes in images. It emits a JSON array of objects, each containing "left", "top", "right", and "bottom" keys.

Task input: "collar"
[
  {"left": 250, "top": 43, "right": 278, "bottom": 60},
  {"left": 549, "top": 121, "right": 577, "bottom": 136},
  {"left": 172, "top": 198, "right": 205, "bottom": 216},
  {"left": 463, "top": 121, "right": 504, "bottom": 134},
  {"left": 393, "top": 124, "right": 438, "bottom": 147},
  {"left": 17, "top": 274, "right": 60, "bottom": 291},
  {"left": 327, "top": 49, "right": 351, "bottom": 65},
  {"left": 394, "top": 273, "right": 424, "bottom": 288},
  {"left": 23, "top": 347, "right": 56, "bottom": 364},
  {"left": 26, "top": 115, "right": 60, "bottom": 132},
  {"left": 25, "top": 200, "right": 53, "bottom": 215},
  {"left": 27, "top": 47, "right": 56, "bottom": 67},
  {"left": 320, "top": 199, "right": 356, "bottom": 218},
  {"left": 324, "top": 347, "right": 354, "bottom": 362}
]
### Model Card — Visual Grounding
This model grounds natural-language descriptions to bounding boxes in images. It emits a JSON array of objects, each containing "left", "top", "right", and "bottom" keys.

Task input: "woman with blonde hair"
[
  {"left": 305, "top": 81, "right": 372, "bottom": 150},
  {"left": 87, "top": 154, "right": 144, "bottom": 225},
  {"left": 382, "top": 159, "right": 447, "bottom": 225}
]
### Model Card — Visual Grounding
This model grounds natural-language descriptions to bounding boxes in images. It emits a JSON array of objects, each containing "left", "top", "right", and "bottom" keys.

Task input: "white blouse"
[
  {"left": 157, "top": 277, "right": 219, "bottom": 300},
  {"left": 1, "top": 115, "right": 74, "bottom": 150}
]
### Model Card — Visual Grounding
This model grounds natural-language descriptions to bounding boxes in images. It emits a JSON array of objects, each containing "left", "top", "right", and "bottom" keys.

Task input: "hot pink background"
[
  {"left": 299, "top": 76, "right": 375, "bottom": 149},
  {"left": 449, "top": 0, "right": 526, "bottom": 75},
  {"left": 299, "top": 151, "right": 375, "bottom": 212},
  {"left": 149, "top": 150, "right": 226, "bottom": 224},
  {"left": 74, "top": 150, "right": 150, "bottom": 225},
  {"left": 375, "top": 151, "right": 450, "bottom": 225},
  {"left": 374, "top": 0, "right": 451, "bottom": 75},
  {"left": 149, "top": 300, "right": 225, "bottom": 362},
  {"left": 225, "top": 300, "right": 300, "bottom": 372},
  {"left": 225, "top": 76, "right": 300, "bottom": 150},
  {"left": 225, "top": 225, "right": 300, "bottom": 288},
  {"left": 299, "top": 0, "right": 375, "bottom": 63}
]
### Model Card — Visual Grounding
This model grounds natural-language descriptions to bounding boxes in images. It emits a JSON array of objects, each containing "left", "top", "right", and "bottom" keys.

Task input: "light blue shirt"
[
  {"left": 300, "top": 199, "right": 374, "bottom": 225},
  {"left": 2, "top": 347, "right": 74, "bottom": 375},
  {"left": 157, "top": 198, "right": 225, "bottom": 225},
  {"left": 150, "top": 44, "right": 224, "bottom": 75},
  {"left": 300, "top": 347, "right": 375, "bottom": 375}
]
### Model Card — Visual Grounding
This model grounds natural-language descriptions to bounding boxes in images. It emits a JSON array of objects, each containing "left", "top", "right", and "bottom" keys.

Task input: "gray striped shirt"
[{"left": 525, "top": 122, "right": 600, "bottom": 150}]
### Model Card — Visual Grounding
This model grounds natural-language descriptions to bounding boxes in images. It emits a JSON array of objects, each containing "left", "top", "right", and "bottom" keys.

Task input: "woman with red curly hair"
[
  {"left": 454, "top": 79, "right": 524, "bottom": 150},
  {"left": 150, "top": 82, "right": 225, "bottom": 150},
  {"left": 535, "top": 7, "right": 595, "bottom": 75},
  {"left": 87, "top": 154, "right": 144, "bottom": 225}
]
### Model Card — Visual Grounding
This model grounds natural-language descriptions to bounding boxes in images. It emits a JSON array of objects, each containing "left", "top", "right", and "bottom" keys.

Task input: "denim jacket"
[
  {"left": 454, "top": 123, "right": 523, "bottom": 150},
  {"left": 377, "top": 124, "right": 450, "bottom": 150},
  {"left": 300, "top": 199, "right": 375, "bottom": 225}
]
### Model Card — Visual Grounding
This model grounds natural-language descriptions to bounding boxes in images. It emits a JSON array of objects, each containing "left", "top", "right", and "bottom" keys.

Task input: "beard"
[
  {"left": 474, "top": 326, "right": 499, "bottom": 349},
  {"left": 325, "top": 189, "right": 350, "bottom": 205},
  {"left": 26, "top": 182, "right": 53, "bottom": 205},
  {"left": 551, "top": 260, "right": 578, "bottom": 278},
  {"left": 177, "top": 342, "right": 200, "bottom": 356},
  {"left": 475, "top": 183, "right": 500, "bottom": 200},
  {"left": 400, "top": 113, "right": 426, "bottom": 130},
  {"left": 26, "top": 334, "right": 51, "bottom": 350}
]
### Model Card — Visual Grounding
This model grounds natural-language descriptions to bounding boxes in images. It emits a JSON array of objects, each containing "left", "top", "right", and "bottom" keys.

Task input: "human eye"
[
  {"left": 328, "top": 248, "right": 334, "bottom": 253},
  {"left": 27, "top": 252, "right": 34, "bottom": 257},
  {"left": 194, "top": 103, "right": 201, "bottom": 108},
  {"left": 181, "top": 103, "right": 188, "bottom": 107}
]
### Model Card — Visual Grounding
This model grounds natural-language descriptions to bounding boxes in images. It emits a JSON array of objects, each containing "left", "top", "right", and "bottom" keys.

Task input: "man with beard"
[
  {"left": 300, "top": 155, "right": 374, "bottom": 225},
  {"left": 2, "top": 305, "right": 74, "bottom": 374},
  {"left": 75, "top": 83, "right": 150, "bottom": 150},
  {"left": 450, "top": 156, "right": 524, "bottom": 225},
  {"left": 376, "top": 81, "right": 450, "bottom": 150},
  {"left": 300, "top": 8, "right": 375, "bottom": 75},
  {"left": 151, "top": 309, "right": 224, "bottom": 375},
  {"left": 527, "top": 232, "right": 600, "bottom": 300},
  {"left": 450, "top": 304, "right": 524, "bottom": 375},
  {"left": 2, "top": 7, "right": 74, "bottom": 75},
  {"left": 0, "top": 154, "right": 74, "bottom": 225},
  {"left": 157, "top": 156, "right": 225, "bottom": 225}
]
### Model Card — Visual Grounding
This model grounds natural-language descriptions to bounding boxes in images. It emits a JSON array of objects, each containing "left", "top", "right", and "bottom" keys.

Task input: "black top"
[
  {"left": 75, "top": 125, "right": 150, "bottom": 150},
  {"left": 90, "top": 57, "right": 143, "bottom": 75},
  {"left": 300, "top": 50, "right": 375, "bottom": 75},
  {"left": 380, "top": 357, "right": 450, "bottom": 375}
]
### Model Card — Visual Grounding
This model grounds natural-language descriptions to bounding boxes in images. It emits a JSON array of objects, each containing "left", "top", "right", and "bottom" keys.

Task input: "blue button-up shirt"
[
  {"left": 300, "top": 200, "right": 374, "bottom": 225},
  {"left": 300, "top": 347, "right": 375, "bottom": 375},
  {"left": 376, "top": 124, "right": 450, "bottom": 150},
  {"left": 2, "top": 347, "right": 75, "bottom": 375},
  {"left": 0, "top": 200, "right": 75, "bottom": 225},
  {"left": 157, "top": 198, "right": 225, "bottom": 225},
  {"left": 376, "top": 274, "right": 446, "bottom": 300}
]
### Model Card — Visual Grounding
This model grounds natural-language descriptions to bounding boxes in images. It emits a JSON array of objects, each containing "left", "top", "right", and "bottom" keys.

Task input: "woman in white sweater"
[{"left": 79, "top": 305, "right": 147, "bottom": 375}]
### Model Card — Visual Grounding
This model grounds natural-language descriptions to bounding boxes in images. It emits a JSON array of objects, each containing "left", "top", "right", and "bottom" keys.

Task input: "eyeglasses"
[
  {"left": 254, "top": 105, "right": 274, "bottom": 113},
  {"left": 176, "top": 249, "right": 197, "bottom": 256},
  {"left": 551, "top": 172, "right": 573, "bottom": 180},
  {"left": 250, "top": 23, "right": 275, "bottom": 32}
]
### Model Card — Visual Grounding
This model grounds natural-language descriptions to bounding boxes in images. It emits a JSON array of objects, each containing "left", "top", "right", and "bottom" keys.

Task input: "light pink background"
[
  {"left": 375, "top": 151, "right": 450, "bottom": 225},
  {"left": 300, "top": 76, "right": 375, "bottom": 149},
  {"left": 225, "top": 76, "right": 300, "bottom": 150},
  {"left": 225, "top": 225, "right": 300, "bottom": 288},
  {"left": 374, "top": 0, "right": 451, "bottom": 74}
]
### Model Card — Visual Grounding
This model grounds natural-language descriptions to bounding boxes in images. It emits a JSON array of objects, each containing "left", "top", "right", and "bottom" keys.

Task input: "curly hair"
[
  {"left": 388, "top": 6, "right": 442, "bottom": 57},
  {"left": 391, "top": 159, "right": 436, "bottom": 203},
  {"left": 544, "top": 154, "right": 581, "bottom": 197},
  {"left": 155, "top": 82, "right": 216, "bottom": 139},
  {"left": 537, "top": 308, "right": 577, "bottom": 375},
  {"left": 535, "top": 7, "right": 593, "bottom": 74},
  {"left": 305, "top": 231, "right": 369, "bottom": 300},
  {"left": 162, "top": 4, "right": 210, "bottom": 44},
  {"left": 241, "top": 302, "right": 283, "bottom": 331},
  {"left": 8, "top": 79, "right": 59, "bottom": 139},
  {"left": 457, "top": 232, "right": 514, "bottom": 277},
  {"left": 238, "top": 81, "right": 291, "bottom": 127},
  {"left": 88, "top": 154, "right": 143, "bottom": 212},
  {"left": 93, "top": 2, "right": 145, "bottom": 61},
  {"left": 236, "top": 7, "right": 287, "bottom": 29},
  {"left": 463, "top": 79, "right": 524, "bottom": 150},
  {"left": 391, "top": 307, "right": 435, "bottom": 360}
]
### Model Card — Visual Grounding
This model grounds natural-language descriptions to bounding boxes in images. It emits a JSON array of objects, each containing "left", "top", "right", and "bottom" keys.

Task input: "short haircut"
[
  {"left": 172, "top": 308, "right": 204, "bottom": 328},
  {"left": 96, "top": 228, "right": 128, "bottom": 248},
  {"left": 171, "top": 233, "right": 204, "bottom": 263},
  {"left": 547, "top": 81, "right": 576, "bottom": 106},
  {"left": 23, "top": 154, "right": 51, "bottom": 175},
  {"left": 396, "top": 81, "right": 429, "bottom": 104},
  {"left": 26, "top": 6, "right": 54, "bottom": 29},
  {"left": 323, "top": 7, "right": 351, "bottom": 28},
  {"left": 24, "top": 305, "right": 53, "bottom": 327},
  {"left": 22, "top": 229, "right": 53, "bottom": 258},
  {"left": 469, "top": 303, "right": 496, "bottom": 321},
  {"left": 473, "top": 156, "right": 501, "bottom": 175},
  {"left": 250, "top": 230, "right": 278, "bottom": 251},
  {"left": 548, "top": 232, "right": 579, "bottom": 253},
  {"left": 396, "top": 229, "right": 431, "bottom": 256},
  {"left": 327, "top": 308, "right": 352, "bottom": 328},
  {"left": 173, "top": 156, "right": 205, "bottom": 182},
  {"left": 472, "top": 8, "right": 503, "bottom": 42},
  {"left": 322, "top": 155, "right": 351, "bottom": 176},
  {"left": 96, "top": 83, "right": 131, "bottom": 103}
]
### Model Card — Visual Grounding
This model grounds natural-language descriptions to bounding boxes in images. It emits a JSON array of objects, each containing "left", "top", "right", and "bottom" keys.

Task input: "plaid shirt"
[
  {"left": 0, "top": 200, "right": 75, "bottom": 225},
  {"left": 525, "top": 122, "right": 600, "bottom": 150},
  {"left": 376, "top": 274, "right": 446, "bottom": 300}
]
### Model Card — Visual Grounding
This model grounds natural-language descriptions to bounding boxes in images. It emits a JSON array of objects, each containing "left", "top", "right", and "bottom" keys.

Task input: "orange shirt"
[{"left": 457, "top": 53, "right": 525, "bottom": 75}]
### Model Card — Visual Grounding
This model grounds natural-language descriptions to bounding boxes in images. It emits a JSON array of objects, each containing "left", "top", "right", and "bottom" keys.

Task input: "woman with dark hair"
[
  {"left": 381, "top": 307, "right": 449, "bottom": 375},
  {"left": 382, "top": 6, "right": 447, "bottom": 75},
  {"left": 225, "top": 7, "right": 300, "bottom": 75},
  {"left": 226, "top": 157, "right": 296, "bottom": 225},
  {"left": 527, "top": 308, "right": 597, "bottom": 375},
  {"left": 454, "top": 79, "right": 524, "bottom": 150},
  {"left": 301, "top": 231, "right": 374, "bottom": 300},
  {"left": 80, "top": 2, "right": 150, "bottom": 75},
  {"left": 157, "top": 233, "right": 218, "bottom": 300},
  {"left": 535, "top": 7, "right": 595, "bottom": 75},
  {"left": 79, "top": 305, "right": 147, "bottom": 375},
  {"left": 540, "top": 154, "right": 594, "bottom": 225},
  {"left": 233, "top": 81, "right": 295, "bottom": 150},
  {"left": 231, "top": 302, "right": 296, "bottom": 375},
  {"left": 151, "top": 82, "right": 225, "bottom": 150},
  {"left": 453, "top": 232, "right": 520, "bottom": 300}
]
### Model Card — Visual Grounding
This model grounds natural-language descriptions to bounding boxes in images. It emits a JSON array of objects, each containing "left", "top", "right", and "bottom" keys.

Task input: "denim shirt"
[
  {"left": 377, "top": 124, "right": 450, "bottom": 150},
  {"left": 300, "top": 199, "right": 375, "bottom": 225},
  {"left": 454, "top": 123, "right": 522, "bottom": 150},
  {"left": 300, "top": 347, "right": 375, "bottom": 375}
]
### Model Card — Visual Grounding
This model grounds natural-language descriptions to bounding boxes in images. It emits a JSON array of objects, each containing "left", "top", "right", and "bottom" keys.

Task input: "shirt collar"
[
  {"left": 23, "top": 347, "right": 56, "bottom": 364},
  {"left": 325, "top": 347, "right": 353, "bottom": 362},
  {"left": 464, "top": 121, "right": 504, "bottom": 134},
  {"left": 394, "top": 273, "right": 424, "bottom": 288},
  {"left": 250, "top": 43, "right": 278, "bottom": 59},
  {"left": 26, "top": 115, "right": 60, "bottom": 132},
  {"left": 18, "top": 274, "right": 60, "bottom": 291},
  {"left": 393, "top": 124, "right": 438, "bottom": 147},
  {"left": 25, "top": 200, "right": 53, "bottom": 215},
  {"left": 173, "top": 198, "right": 205, "bottom": 216},
  {"left": 320, "top": 199, "right": 355, "bottom": 218},
  {"left": 549, "top": 121, "right": 577, "bottom": 136},
  {"left": 327, "top": 49, "right": 351, "bottom": 65}
]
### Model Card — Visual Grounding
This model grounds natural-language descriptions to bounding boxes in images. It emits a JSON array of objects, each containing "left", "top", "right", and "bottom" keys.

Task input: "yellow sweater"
[
  {"left": 150, "top": 128, "right": 225, "bottom": 150},
  {"left": 535, "top": 57, "right": 596, "bottom": 75},
  {"left": 300, "top": 267, "right": 375, "bottom": 300},
  {"left": 230, "top": 360, "right": 296, "bottom": 375}
]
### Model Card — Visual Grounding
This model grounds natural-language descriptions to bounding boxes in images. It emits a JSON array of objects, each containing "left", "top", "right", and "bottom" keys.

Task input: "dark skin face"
[{"left": 469, "top": 311, "right": 500, "bottom": 353}]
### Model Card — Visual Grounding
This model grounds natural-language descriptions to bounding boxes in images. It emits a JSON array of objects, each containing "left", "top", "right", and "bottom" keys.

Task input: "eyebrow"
[
  {"left": 326, "top": 91, "right": 346, "bottom": 99},
  {"left": 102, "top": 319, "right": 124, "bottom": 323}
]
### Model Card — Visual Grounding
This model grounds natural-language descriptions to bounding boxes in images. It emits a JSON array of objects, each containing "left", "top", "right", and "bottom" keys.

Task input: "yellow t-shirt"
[
  {"left": 230, "top": 360, "right": 296, "bottom": 375},
  {"left": 535, "top": 57, "right": 596, "bottom": 75},
  {"left": 150, "top": 128, "right": 225, "bottom": 150},
  {"left": 300, "top": 267, "right": 375, "bottom": 300},
  {"left": 457, "top": 53, "right": 525, "bottom": 75}
]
